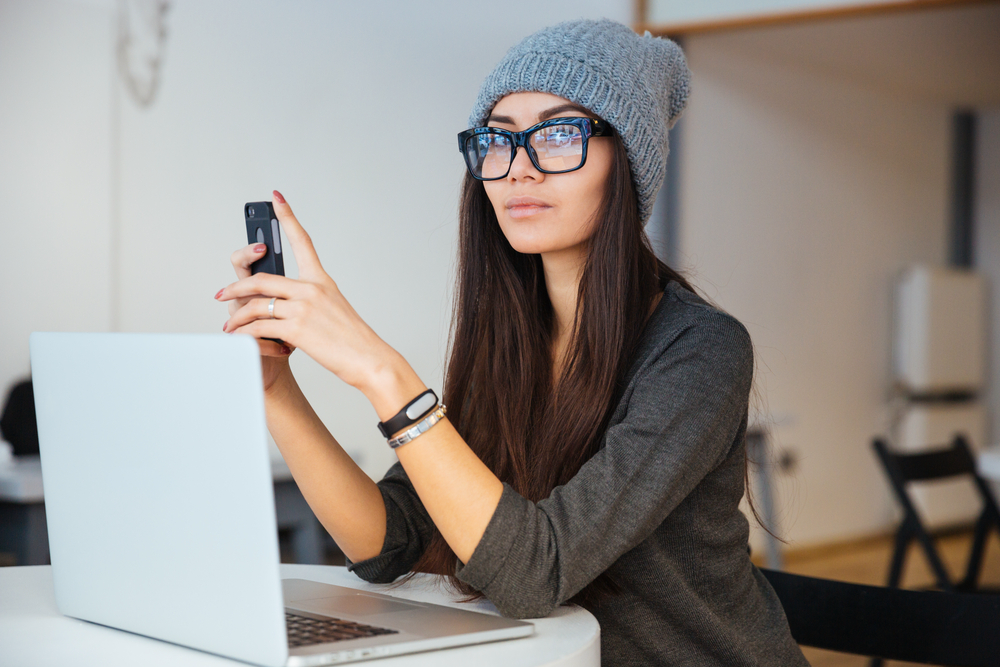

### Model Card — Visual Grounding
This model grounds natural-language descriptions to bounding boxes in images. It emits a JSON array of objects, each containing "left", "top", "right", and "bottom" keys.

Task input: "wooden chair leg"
[
  {"left": 958, "top": 512, "right": 990, "bottom": 591},
  {"left": 886, "top": 521, "right": 913, "bottom": 588},
  {"left": 915, "top": 527, "right": 954, "bottom": 591}
]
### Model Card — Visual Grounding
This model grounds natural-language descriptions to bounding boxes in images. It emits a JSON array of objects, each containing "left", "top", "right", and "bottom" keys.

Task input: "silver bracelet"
[{"left": 387, "top": 405, "right": 447, "bottom": 449}]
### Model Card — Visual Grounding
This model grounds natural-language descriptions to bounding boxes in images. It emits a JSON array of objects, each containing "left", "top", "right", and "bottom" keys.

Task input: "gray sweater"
[{"left": 348, "top": 280, "right": 808, "bottom": 666}]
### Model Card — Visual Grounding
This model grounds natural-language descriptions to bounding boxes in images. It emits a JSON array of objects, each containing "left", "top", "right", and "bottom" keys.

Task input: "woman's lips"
[{"left": 505, "top": 197, "right": 552, "bottom": 219}]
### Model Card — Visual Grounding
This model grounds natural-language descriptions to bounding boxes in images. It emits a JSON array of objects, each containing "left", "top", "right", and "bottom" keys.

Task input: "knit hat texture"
[{"left": 469, "top": 19, "right": 690, "bottom": 225}]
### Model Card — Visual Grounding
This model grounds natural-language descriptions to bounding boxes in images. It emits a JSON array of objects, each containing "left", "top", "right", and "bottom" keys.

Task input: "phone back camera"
[{"left": 247, "top": 206, "right": 256, "bottom": 217}]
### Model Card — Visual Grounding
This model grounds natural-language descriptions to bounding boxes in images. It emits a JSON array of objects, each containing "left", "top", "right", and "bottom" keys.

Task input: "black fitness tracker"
[{"left": 377, "top": 389, "right": 439, "bottom": 438}]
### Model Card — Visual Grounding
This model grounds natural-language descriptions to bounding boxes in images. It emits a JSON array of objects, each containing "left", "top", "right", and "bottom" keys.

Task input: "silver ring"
[{"left": 268, "top": 297, "right": 278, "bottom": 319}]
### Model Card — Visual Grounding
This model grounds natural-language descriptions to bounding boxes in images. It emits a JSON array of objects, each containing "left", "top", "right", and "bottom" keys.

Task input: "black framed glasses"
[{"left": 458, "top": 117, "right": 613, "bottom": 181}]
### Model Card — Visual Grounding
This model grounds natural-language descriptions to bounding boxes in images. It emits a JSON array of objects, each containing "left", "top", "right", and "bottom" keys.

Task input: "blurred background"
[{"left": 2, "top": 2, "right": 1000, "bottom": 656}]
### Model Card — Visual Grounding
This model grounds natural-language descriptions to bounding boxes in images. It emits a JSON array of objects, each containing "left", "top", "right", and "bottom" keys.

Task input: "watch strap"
[{"left": 377, "top": 389, "right": 439, "bottom": 438}]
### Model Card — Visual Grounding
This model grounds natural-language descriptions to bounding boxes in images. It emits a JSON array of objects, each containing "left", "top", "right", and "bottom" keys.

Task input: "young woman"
[{"left": 218, "top": 19, "right": 808, "bottom": 666}]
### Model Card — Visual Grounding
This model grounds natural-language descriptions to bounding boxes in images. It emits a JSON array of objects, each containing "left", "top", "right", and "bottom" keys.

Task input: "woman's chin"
[
  {"left": 505, "top": 235, "right": 553, "bottom": 255},
  {"left": 498, "top": 216, "right": 590, "bottom": 256},
  {"left": 507, "top": 238, "right": 582, "bottom": 256}
]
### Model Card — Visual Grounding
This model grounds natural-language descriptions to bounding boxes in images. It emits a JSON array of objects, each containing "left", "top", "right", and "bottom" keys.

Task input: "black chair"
[
  {"left": 873, "top": 435, "right": 1000, "bottom": 592},
  {"left": 0, "top": 379, "right": 39, "bottom": 456},
  {"left": 762, "top": 568, "right": 1000, "bottom": 666}
]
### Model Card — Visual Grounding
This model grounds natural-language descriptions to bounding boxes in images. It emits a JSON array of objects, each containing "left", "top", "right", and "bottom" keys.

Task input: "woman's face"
[{"left": 482, "top": 92, "right": 612, "bottom": 257}]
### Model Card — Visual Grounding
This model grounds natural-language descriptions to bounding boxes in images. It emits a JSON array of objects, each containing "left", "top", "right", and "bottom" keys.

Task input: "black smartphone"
[
  {"left": 244, "top": 201, "right": 285, "bottom": 276},
  {"left": 244, "top": 201, "right": 285, "bottom": 345}
]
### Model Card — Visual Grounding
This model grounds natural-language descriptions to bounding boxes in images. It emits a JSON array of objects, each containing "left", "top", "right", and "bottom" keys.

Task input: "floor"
[{"left": 775, "top": 528, "right": 1000, "bottom": 667}]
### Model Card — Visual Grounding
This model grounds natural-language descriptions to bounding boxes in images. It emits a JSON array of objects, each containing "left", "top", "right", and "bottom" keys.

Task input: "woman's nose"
[{"left": 507, "top": 146, "right": 543, "bottom": 182}]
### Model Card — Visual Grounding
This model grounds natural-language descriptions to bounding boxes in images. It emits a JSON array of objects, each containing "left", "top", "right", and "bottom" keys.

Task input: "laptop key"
[{"left": 285, "top": 611, "right": 399, "bottom": 648}]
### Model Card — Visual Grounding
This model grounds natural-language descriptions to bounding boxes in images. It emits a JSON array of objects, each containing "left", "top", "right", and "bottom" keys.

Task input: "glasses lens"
[
  {"left": 529, "top": 123, "right": 584, "bottom": 173},
  {"left": 465, "top": 131, "right": 512, "bottom": 179}
]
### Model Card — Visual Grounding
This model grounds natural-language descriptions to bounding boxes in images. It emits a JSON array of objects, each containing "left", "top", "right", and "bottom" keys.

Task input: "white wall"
[
  {"left": 648, "top": 0, "right": 920, "bottom": 25},
  {"left": 2, "top": 0, "right": 631, "bottom": 482},
  {"left": 681, "top": 28, "right": 956, "bottom": 547},
  {"left": 0, "top": 0, "right": 114, "bottom": 406}
]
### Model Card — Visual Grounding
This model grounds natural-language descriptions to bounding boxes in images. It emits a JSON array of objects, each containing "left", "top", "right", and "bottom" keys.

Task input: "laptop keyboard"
[{"left": 285, "top": 611, "right": 399, "bottom": 648}]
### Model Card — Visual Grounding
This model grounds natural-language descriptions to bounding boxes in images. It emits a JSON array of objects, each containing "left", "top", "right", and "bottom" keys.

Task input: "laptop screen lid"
[{"left": 30, "top": 332, "right": 288, "bottom": 667}]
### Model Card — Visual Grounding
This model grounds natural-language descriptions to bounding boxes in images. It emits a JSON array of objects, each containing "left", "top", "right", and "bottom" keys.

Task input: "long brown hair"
[{"left": 407, "top": 132, "right": 698, "bottom": 605}]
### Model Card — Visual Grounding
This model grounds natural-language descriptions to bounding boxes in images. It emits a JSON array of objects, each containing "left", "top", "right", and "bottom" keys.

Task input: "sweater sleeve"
[
  {"left": 453, "top": 311, "right": 754, "bottom": 618},
  {"left": 345, "top": 460, "right": 435, "bottom": 583}
]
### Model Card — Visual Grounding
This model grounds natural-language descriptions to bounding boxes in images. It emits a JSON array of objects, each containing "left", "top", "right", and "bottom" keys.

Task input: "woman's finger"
[
  {"left": 230, "top": 243, "right": 268, "bottom": 280},
  {"left": 216, "top": 271, "right": 301, "bottom": 302},
  {"left": 228, "top": 299, "right": 248, "bottom": 318},
  {"left": 230, "top": 319, "right": 289, "bottom": 344},
  {"left": 270, "top": 190, "right": 325, "bottom": 278},
  {"left": 220, "top": 244, "right": 268, "bottom": 314},
  {"left": 224, "top": 296, "right": 300, "bottom": 334}
]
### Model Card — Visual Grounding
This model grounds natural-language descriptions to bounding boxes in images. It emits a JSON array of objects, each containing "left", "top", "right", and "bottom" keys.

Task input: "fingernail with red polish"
[
  {"left": 254, "top": 244, "right": 266, "bottom": 253},
  {"left": 222, "top": 321, "right": 229, "bottom": 332},
  {"left": 214, "top": 289, "right": 224, "bottom": 300},
  {"left": 273, "top": 190, "right": 286, "bottom": 204},
  {"left": 281, "top": 345, "right": 292, "bottom": 355}
]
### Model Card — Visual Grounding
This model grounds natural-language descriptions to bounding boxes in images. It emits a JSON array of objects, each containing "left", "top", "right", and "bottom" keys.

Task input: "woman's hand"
[{"left": 217, "top": 191, "right": 398, "bottom": 397}]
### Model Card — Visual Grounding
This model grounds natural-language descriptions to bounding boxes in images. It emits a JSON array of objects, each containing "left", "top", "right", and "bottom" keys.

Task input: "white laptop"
[{"left": 29, "top": 332, "right": 533, "bottom": 666}]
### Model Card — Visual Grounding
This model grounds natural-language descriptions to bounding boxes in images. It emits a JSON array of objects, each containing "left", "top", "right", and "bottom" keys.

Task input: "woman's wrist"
[
  {"left": 357, "top": 350, "right": 429, "bottom": 426},
  {"left": 264, "top": 365, "right": 300, "bottom": 405}
]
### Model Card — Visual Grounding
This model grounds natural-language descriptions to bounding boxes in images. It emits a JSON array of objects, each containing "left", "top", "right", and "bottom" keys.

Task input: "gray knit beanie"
[{"left": 469, "top": 18, "right": 690, "bottom": 224}]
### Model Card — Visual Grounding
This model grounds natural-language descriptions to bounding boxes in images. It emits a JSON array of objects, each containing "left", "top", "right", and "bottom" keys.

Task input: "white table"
[{"left": 0, "top": 564, "right": 600, "bottom": 667}]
